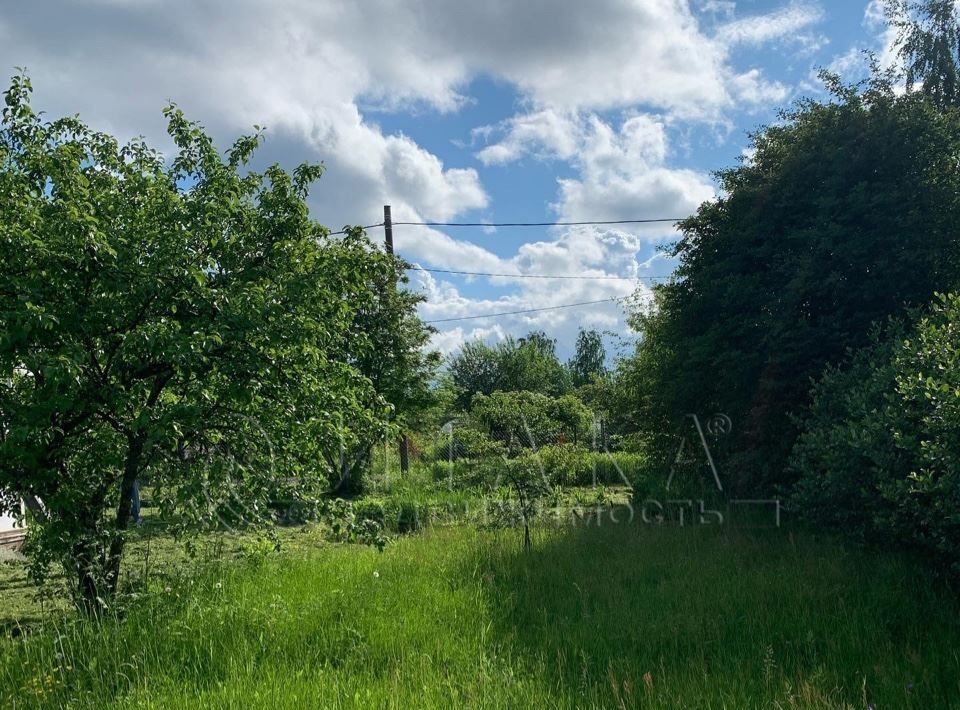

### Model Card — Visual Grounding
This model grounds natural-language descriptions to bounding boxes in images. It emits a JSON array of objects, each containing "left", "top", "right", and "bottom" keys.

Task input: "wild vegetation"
[
  {"left": 615, "top": 0, "right": 960, "bottom": 575},
  {"left": 3, "top": 1, "right": 960, "bottom": 707},
  {"left": 3, "top": 514, "right": 960, "bottom": 709}
]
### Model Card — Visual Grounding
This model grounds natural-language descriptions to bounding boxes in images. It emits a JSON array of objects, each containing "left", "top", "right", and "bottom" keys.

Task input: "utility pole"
[
  {"left": 383, "top": 204, "right": 394, "bottom": 254},
  {"left": 384, "top": 205, "right": 409, "bottom": 475}
]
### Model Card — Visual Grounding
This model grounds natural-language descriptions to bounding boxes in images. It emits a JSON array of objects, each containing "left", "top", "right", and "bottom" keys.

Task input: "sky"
[{"left": 0, "top": 0, "right": 900, "bottom": 359}]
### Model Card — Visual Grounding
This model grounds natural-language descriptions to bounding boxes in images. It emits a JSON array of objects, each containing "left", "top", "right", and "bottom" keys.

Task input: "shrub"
[
  {"left": 789, "top": 324, "right": 903, "bottom": 538},
  {"left": 319, "top": 499, "right": 389, "bottom": 551},
  {"left": 424, "top": 426, "right": 505, "bottom": 463},
  {"left": 791, "top": 296, "right": 960, "bottom": 573},
  {"left": 531, "top": 445, "right": 644, "bottom": 487}
]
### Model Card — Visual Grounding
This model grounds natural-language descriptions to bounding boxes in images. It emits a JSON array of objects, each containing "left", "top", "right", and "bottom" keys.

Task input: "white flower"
[{"left": 372, "top": 571, "right": 380, "bottom": 579}]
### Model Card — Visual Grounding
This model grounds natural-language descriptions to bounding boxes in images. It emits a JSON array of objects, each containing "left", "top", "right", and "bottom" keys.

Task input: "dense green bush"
[
  {"left": 789, "top": 325, "right": 903, "bottom": 538},
  {"left": 527, "top": 445, "right": 644, "bottom": 487},
  {"left": 423, "top": 426, "right": 505, "bottom": 463},
  {"left": 791, "top": 295, "right": 960, "bottom": 573},
  {"left": 618, "top": 78, "right": 960, "bottom": 493}
]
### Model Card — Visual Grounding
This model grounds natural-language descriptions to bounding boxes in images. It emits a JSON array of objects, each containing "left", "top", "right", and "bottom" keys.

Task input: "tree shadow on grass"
[{"left": 466, "top": 510, "right": 960, "bottom": 708}]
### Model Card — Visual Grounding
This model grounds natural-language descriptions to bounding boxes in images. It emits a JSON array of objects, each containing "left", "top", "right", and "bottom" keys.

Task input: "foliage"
[
  {"left": 320, "top": 499, "right": 389, "bottom": 552},
  {"left": 328, "top": 257, "right": 440, "bottom": 494},
  {"left": 545, "top": 394, "right": 592, "bottom": 445},
  {"left": 448, "top": 332, "right": 571, "bottom": 409},
  {"left": 567, "top": 328, "right": 606, "bottom": 387},
  {"left": 886, "top": 0, "right": 960, "bottom": 108},
  {"left": 470, "top": 391, "right": 559, "bottom": 455},
  {"left": 2, "top": 524, "right": 960, "bottom": 708},
  {"left": 492, "top": 452, "right": 553, "bottom": 550},
  {"left": 448, "top": 341, "right": 500, "bottom": 410},
  {"left": 789, "top": 325, "right": 904, "bottom": 539},
  {"left": 0, "top": 74, "right": 393, "bottom": 609},
  {"left": 791, "top": 294, "right": 960, "bottom": 573},
  {"left": 530, "top": 445, "right": 640, "bottom": 487},
  {"left": 423, "top": 425, "right": 505, "bottom": 463},
  {"left": 620, "top": 78, "right": 960, "bottom": 492}
]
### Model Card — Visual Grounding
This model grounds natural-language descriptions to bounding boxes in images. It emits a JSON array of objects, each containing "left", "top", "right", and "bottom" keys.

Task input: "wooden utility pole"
[
  {"left": 383, "top": 204, "right": 394, "bottom": 254},
  {"left": 383, "top": 205, "right": 409, "bottom": 475}
]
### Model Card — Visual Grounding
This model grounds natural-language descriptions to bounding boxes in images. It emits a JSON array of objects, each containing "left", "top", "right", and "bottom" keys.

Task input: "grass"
[{"left": 2, "top": 512, "right": 959, "bottom": 708}]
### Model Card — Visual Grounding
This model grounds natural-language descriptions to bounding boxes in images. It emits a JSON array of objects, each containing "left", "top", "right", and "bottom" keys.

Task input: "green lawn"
[{"left": 2, "top": 515, "right": 958, "bottom": 708}]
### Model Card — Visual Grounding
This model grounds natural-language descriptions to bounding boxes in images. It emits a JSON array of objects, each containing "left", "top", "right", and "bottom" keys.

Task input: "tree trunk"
[
  {"left": 340, "top": 447, "right": 350, "bottom": 488},
  {"left": 398, "top": 434, "right": 409, "bottom": 475},
  {"left": 72, "top": 540, "right": 104, "bottom": 616},
  {"left": 109, "top": 433, "right": 145, "bottom": 577}
]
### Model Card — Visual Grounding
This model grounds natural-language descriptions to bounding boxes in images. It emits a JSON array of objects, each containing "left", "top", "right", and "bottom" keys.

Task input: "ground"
[{"left": 1, "top": 497, "right": 958, "bottom": 708}]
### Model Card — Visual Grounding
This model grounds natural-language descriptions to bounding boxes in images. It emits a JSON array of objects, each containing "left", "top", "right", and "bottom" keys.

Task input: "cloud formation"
[
  {"left": 0, "top": 0, "right": 828, "bottom": 357},
  {"left": 716, "top": 2, "right": 824, "bottom": 46}
]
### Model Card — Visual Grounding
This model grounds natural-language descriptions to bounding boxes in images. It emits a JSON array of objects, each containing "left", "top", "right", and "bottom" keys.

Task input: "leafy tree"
[
  {"left": 449, "top": 340, "right": 500, "bottom": 410},
  {"left": 501, "top": 332, "right": 571, "bottom": 395},
  {"left": 568, "top": 328, "right": 606, "bottom": 387},
  {"left": 546, "top": 394, "right": 592, "bottom": 446},
  {"left": 622, "top": 79, "right": 960, "bottom": 491},
  {"left": 517, "top": 331, "right": 557, "bottom": 358},
  {"left": 448, "top": 332, "right": 570, "bottom": 409},
  {"left": 332, "top": 263, "right": 440, "bottom": 492},
  {"left": 791, "top": 294, "right": 960, "bottom": 574},
  {"left": 886, "top": 0, "right": 960, "bottom": 108},
  {"left": 470, "top": 391, "right": 557, "bottom": 455},
  {"left": 497, "top": 452, "right": 552, "bottom": 551},
  {"left": 789, "top": 322, "right": 906, "bottom": 538},
  {"left": 0, "top": 75, "right": 391, "bottom": 609},
  {"left": 574, "top": 370, "right": 628, "bottom": 450}
]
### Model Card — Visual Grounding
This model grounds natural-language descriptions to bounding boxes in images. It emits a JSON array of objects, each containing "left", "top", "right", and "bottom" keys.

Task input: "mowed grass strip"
[{"left": 2, "top": 521, "right": 958, "bottom": 708}]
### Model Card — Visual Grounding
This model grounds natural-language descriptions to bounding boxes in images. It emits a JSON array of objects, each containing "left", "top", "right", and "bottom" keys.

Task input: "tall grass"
[{"left": 2, "top": 520, "right": 959, "bottom": 708}]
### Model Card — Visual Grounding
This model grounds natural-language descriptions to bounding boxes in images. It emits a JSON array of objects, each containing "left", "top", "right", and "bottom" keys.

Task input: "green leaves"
[
  {"left": 0, "top": 74, "right": 410, "bottom": 605},
  {"left": 621, "top": 71, "right": 960, "bottom": 492},
  {"left": 568, "top": 328, "right": 606, "bottom": 388},
  {"left": 791, "top": 294, "right": 960, "bottom": 574},
  {"left": 886, "top": 0, "right": 960, "bottom": 108},
  {"left": 449, "top": 332, "right": 572, "bottom": 411}
]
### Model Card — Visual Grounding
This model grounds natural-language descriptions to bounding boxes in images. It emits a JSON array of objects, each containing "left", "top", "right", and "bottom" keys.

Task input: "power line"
[
  {"left": 329, "top": 217, "right": 686, "bottom": 236},
  {"left": 327, "top": 223, "right": 384, "bottom": 236},
  {"left": 410, "top": 266, "right": 671, "bottom": 281},
  {"left": 425, "top": 297, "right": 624, "bottom": 323},
  {"left": 392, "top": 218, "right": 684, "bottom": 228}
]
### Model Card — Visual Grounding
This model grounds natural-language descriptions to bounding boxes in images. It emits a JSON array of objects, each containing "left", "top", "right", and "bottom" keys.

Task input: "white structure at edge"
[{"left": 0, "top": 501, "right": 26, "bottom": 547}]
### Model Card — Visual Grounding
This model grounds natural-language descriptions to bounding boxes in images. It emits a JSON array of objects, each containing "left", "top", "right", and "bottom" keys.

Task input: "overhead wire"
[
  {"left": 424, "top": 297, "right": 626, "bottom": 324},
  {"left": 327, "top": 216, "right": 676, "bottom": 320},
  {"left": 409, "top": 266, "right": 670, "bottom": 281},
  {"left": 326, "top": 223, "right": 384, "bottom": 236},
  {"left": 329, "top": 216, "right": 686, "bottom": 235},
  {"left": 392, "top": 218, "right": 684, "bottom": 228}
]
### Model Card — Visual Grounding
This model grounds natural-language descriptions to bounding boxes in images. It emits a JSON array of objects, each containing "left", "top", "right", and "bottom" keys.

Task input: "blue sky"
[{"left": 0, "top": 0, "right": 896, "bottom": 358}]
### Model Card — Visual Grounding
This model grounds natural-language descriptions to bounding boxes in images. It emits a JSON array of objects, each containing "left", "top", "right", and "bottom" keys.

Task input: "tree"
[
  {"left": 573, "top": 373, "right": 620, "bottom": 450},
  {"left": 0, "top": 75, "right": 391, "bottom": 610},
  {"left": 546, "top": 394, "right": 592, "bottom": 446},
  {"left": 470, "top": 391, "right": 557, "bottom": 455},
  {"left": 886, "top": 0, "right": 960, "bottom": 109},
  {"left": 498, "top": 453, "right": 551, "bottom": 551},
  {"left": 331, "top": 262, "right": 440, "bottom": 492},
  {"left": 621, "top": 79, "right": 960, "bottom": 492},
  {"left": 568, "top": 328, "right": 606, "bottom": 387},
  {"left": 791, "top": 294, "right": 960, "bottom": 574},
  {"left": 500, "top": 332, "right": 571, "bottom": 395},
  {"left": 449, "top": 340, "right": 501, "bottom": 410},
  {"left": 448, "top": 332, "right": 570, "bottom": 410}
]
